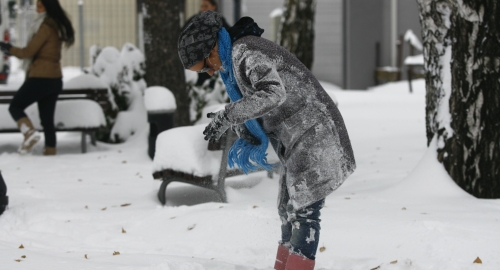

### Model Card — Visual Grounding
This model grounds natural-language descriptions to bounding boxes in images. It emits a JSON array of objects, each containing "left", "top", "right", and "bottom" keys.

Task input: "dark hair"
[
  {"left": 40, "top": 0, "right": 75, "bottom": 47},
  {"left": 204, "top": 0, "right": 218, "bottom": 10}
]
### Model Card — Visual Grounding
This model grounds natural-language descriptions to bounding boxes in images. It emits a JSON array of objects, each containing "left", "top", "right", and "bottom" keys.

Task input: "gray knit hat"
[{"left": 178, "top": 11, "right": 223, "bottom": 69}]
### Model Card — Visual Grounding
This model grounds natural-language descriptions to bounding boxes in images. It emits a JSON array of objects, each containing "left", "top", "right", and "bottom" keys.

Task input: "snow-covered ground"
[{"left": 1, "top": 73, "right": 499, "bottom": 270}]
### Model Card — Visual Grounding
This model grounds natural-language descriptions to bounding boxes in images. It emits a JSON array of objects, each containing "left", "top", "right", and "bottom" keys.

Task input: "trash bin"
[{"left": 144, "top": 87, "right": 177, "bottom": 159}]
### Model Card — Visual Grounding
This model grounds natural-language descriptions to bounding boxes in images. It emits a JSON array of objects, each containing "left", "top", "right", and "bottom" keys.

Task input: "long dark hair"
[{"left": 40, "top": 0, "right": 75, "bottom": 47}]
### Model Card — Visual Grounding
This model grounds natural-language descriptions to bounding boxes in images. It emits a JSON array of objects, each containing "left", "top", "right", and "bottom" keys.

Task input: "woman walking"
[
  {"left": 178, "top": 11, "right": 356, "bottom": 269},
  {"left": 0, "top": 0, "right": 74, "bottom": 155}
]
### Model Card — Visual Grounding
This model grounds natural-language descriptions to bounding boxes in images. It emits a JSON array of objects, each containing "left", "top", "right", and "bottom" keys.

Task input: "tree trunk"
[
  {"left": 417, "top": 0, "right": 500, "bottom": 198},
  {"left": 277, "top": 0, "right": 316, "bottom": 70},
  {"left": 142, "top": 0, "right": 190, "bottom": 127}
]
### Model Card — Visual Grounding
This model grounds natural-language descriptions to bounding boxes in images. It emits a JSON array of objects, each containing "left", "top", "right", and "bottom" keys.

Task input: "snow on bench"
[
  {"left": 0, "top": 99, "right": 105, "bottom": 130},
  {"left": 152, "top": 124, "right": 280, "bottom": 205},
  {"left": 0, "top": 74, "right": 109, "bottom": 153}
]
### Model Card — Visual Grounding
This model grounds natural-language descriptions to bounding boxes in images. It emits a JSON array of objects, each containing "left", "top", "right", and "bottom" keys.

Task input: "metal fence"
[{"left": 15, "top": 0, "right": 138, "bottom": 68}]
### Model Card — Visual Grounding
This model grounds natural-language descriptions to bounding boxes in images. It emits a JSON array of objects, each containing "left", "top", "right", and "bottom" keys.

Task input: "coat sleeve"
[
  {"left": 225, "top": 47, "right": 287, "bottom": 124},
  {"left": 9, "top": 23, "right": 52, "bottom": 59}
]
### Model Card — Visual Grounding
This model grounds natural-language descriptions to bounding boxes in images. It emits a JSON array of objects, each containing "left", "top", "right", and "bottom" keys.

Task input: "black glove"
[
  {"left": 0, "top": 42, "right": 11, "bottom": 56},
  {"left": 232, "top": 124, "right": 260, "bottom": 145},
  {"left": 203, "top": 110, "right": 231, "bottom": 143}
]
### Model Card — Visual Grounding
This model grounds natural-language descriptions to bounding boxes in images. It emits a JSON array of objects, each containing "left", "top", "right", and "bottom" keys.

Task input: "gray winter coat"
[{"left": 224, "top": 36, "right": 356, "bottom": 210}]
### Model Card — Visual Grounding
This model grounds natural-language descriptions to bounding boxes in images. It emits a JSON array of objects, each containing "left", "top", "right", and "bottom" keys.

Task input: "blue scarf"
[{"left": 217, "top": 28, "right": 273, "bottom": 174}]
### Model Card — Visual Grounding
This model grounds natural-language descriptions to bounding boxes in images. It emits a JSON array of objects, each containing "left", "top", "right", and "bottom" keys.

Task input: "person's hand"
[
  {"left": 203, "top": 110, "right": 231, "bottom": 143},
  {"left": 232, "top": 123, "right": 259, "bottom": 145},
  {"left": 0, "top": 42, "right": 11, "bottom": 55}
]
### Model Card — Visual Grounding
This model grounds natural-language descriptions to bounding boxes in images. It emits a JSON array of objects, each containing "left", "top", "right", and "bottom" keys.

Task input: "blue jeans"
[{"left": 278, "top": 195, "right": 325, "bottom": 260}]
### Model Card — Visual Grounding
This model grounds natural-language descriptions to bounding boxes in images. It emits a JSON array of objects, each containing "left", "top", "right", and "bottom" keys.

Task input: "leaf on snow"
[
  {"left": 122, "top": 228, "right": 127, "bottom": 233},
  {"left": 370, "top": 266, "right": 381, "bottom": 270},
  {"left": 253, "top": 205, "right": 258, "bottom": 208},
  {"left": 120, "top": 203, "right": 131, "bottom": 207},
  {"left": 319, "top": 246, "right": 326, "bottom": 252},
  {"left": 21, "top": 255, "right": 26, "bottom": 258},
  {"left": 390, "top": 260, "right": 398, "bottom": 264},
  {"left": 101, "top": 207, "right": 107, "bottom": 211},
  {"left": 19, "top": 244, "right": 24, "bottom": 249},
  {"left": 188, "top": 224, "right": 196, "bottom": 230},
  {"left": 473, "top": 257, "right": 482, "bottom": 264},
  {"left": 84, "top": 254, "right": 88, "bottom": 259},
  {"left": 113, "top": 251, "right": 120, "bottom": 256},
  {"left": 15, "top": 259, "right": 21, "bottom": 262},
  {"left": 402, "top": 207, "right": 406, "bottom": 210},
  {"left": 122, "top": 160, "right": 127, "bottom": 164}
]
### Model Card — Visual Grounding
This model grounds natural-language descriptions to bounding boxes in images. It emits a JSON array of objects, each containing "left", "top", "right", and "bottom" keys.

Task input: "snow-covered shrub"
[
  {"left": 186, "top": 70, "right": 228, "bottom": 125},
  {"left": 90, "top": 43, "right": 147, "bottom": 143}
]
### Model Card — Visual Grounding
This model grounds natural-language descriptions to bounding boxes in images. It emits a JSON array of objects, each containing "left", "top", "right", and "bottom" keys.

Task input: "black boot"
[{"left": 0, "top": 171, "right": 7, "bottom": 215}]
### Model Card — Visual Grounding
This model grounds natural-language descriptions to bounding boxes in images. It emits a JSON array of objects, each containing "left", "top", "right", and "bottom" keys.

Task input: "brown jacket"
[{"left": 10, "top": 17, "right": 62, "bottom": 78}]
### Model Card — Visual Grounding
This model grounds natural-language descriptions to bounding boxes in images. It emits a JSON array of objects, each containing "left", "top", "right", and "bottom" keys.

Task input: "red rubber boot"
[
  {"left": 274, "top": 245, "right": 290, "bottom": 270},
  {"left": 285, "top": 253, "right": 315, "bottom": 270}
]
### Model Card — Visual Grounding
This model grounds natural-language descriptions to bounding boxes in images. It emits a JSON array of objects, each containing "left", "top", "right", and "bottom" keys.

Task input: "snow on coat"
[{"left": 224, "top": 36, "right": 356, "bottom": 210}]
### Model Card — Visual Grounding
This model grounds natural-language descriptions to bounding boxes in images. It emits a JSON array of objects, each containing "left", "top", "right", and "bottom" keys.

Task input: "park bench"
[
  {"left": 0, "top": 74, "right": 109, "bottom": 153},
  {"left": 152, "top": 124, "right": 280, "bottom": 205}
]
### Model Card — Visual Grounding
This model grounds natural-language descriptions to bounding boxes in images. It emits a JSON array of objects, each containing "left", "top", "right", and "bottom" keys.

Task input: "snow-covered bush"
[
  {"left": 186, "top": 70, "right": 228, "bottom": 125},
  {"left": 89, "top": 43, "right": 147, "bottom": 143}
]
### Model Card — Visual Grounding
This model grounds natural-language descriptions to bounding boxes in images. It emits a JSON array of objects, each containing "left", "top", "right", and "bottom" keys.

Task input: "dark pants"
[
  {"left": 278, "top": 191, "right": 325, "bottom": 260},
  {"left": 9, "top": 78, "right": 63, "bottom": 147},
  {"left": 0, "top": 172, "right": 6, "bottom": 197},
  {"left": 0, "top": 172, "right": 7, "bottom": 215}
]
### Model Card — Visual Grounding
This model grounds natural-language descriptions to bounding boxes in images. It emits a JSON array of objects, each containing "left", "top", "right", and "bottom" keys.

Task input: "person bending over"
[{"left": 178, "top": 11, "right": 356, "bottom": 270}]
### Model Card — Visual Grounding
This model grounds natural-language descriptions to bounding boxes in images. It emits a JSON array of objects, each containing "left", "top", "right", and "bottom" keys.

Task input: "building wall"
[
  {"left": 344, "top": 0, "right": 422, "bottom": 89},
  {"left": 398, "top": 0, "right": 422, "bottom": 66},
  {"left": 13, "top": 0, "right": 420, "bottom": 88},
  {"left": 15, "top": 0, "right": 137, "bottom": 68},
  {"left": 380, "top": 0, "right": 393, "bottom": 68},
  {"left": 59, "top": 0, "right": 137, "bottom": 68},
  {"left": 344, "top": 0, "right": 384, "bottom": 89},
  {"left": 240, "top": 0, "right": 282, "bottom": 41},
  {"left": 185, "top": 0, "right": 202, "bottom": 22},
  {"left": 219, "top": 0, "right": 234, "bottom": 26},
  {"left": 380, "top": 0, "right": 423, "bottom": 79},
  {"left": 314, "top": 0, "right": 343, "bottom": 86},
  {"left": 237, "top": 0, "right": 343, "bottom": 86}
]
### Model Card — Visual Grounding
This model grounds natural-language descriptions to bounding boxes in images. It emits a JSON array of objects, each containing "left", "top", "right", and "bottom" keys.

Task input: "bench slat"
[{"left": 0, "top": 88, "right": 109, "bottom": 154}]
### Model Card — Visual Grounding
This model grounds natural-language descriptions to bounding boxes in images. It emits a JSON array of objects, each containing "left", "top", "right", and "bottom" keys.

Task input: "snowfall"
[{"left": 0, "top": 59, "right": 499, "bottom": 270}]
